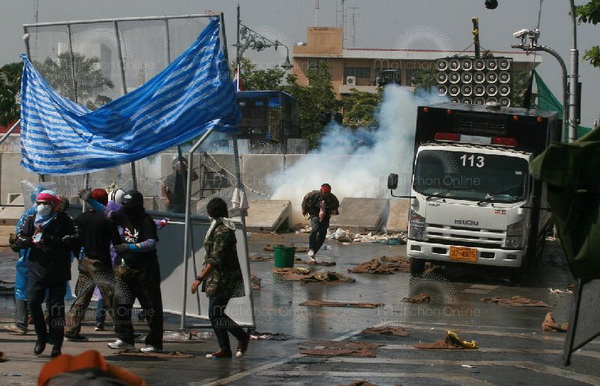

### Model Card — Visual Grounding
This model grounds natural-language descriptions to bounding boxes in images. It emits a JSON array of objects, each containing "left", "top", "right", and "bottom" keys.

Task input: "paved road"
[{"left": 1, "top": 232, "right": 597, "bottom": 385}]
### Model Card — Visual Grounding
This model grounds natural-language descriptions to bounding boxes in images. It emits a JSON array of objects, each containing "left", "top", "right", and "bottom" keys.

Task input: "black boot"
[
  {"left": 50, "top": 344, "right": 62, "bottom": 358},
  {"left": 34, "top": 339, "right": 46, "bottom": 355}
]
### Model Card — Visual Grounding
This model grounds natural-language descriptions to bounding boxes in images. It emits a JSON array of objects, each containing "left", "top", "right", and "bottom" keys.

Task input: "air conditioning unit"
[{"left": 346, "top": 76, "right": 356, "bottom": 86}]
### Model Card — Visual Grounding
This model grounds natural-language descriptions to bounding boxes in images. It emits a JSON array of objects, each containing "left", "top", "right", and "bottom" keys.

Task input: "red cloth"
[
  {"left": 36, "top": 192, "right": 61, "bottom": 205},
  {"left": 91, "top": 189, "right": 108, "bottom": 205}
]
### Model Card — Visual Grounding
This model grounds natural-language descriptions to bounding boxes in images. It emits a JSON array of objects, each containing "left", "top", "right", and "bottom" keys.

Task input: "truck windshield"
[{"left": 413, "top": 149, "right": 529, "bottom": 203}]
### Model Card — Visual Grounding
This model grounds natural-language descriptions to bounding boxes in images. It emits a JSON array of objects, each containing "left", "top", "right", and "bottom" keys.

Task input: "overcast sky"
[{"left": 1, "top": 0, "right": 598, "bottom": 126}]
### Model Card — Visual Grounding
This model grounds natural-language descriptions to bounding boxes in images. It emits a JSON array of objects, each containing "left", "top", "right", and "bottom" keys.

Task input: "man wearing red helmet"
[
  {"left": 14, "top": 190, "right": 78, "bottom": 358},
  {"left": 301, "top": 183, "right": 340, "bottom": 262}
]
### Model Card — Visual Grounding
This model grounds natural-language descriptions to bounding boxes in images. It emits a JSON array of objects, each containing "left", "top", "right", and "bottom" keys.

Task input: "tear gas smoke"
[{"left": 270, "top": 85, "right": 446, "bottom": 224}]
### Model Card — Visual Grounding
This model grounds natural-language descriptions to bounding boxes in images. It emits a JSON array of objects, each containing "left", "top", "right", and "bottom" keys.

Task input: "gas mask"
[{"left": 36, "top": 203, "right": 53, "bottom": 216}]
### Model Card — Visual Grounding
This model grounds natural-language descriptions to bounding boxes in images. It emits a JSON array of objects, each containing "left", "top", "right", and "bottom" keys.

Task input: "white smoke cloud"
[{"left": 270, "top": 85, "right": 446, "bottom": 224}]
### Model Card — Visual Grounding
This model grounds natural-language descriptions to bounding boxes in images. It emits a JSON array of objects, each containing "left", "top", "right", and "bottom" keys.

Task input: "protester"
[
  {"left": 161, "top": 156, "right": 198, "bottom": 213},
  {"left": 191, "top": 197, "right": 249, "bottom": 359},
  {"left": 80, "top": 189, "right": 164, "bottom": 353},
  {"left": 301, "top": 183, "right": 340, "bottom": 261},
  {"left": 15, "top": 190, "right": 78, "bottom": 357},
  {"left": 4, "top": 185, "right": 45, "bottom": 335},
  {"left": 38, "top": 349, "right": 145, "bottom": 386},
  {"left": 64, "top": 189, "right": 121, "bottom": 342}
]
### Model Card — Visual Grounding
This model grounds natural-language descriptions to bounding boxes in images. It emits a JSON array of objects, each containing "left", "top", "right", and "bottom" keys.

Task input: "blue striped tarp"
[{"left": 19, "top": 18, "right": 239, "bottom": 175}]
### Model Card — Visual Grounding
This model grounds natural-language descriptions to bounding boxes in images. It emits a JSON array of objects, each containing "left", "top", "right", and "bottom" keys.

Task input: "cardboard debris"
[
  {"left": 481, "top": 296, "right": 550, "bottom": 307},
  {"left": 295, "top": 258, "right": 336, "bottom": 266},
  {"left": 348, "top": 256, "right": 409, "bottom": 274},
  {"left": 414, "top": 331, "right": 478, "bottom": 350},
  {"left": 117, "top": 350, "right": 195, "bottom": 358},
  {"left": 251, "top": 274, "right": 261, "bottom": 290},
  {"left": 542, "top": 312, "right": 568, "bottom": 332},
  {"left": 272, "top": 267, "right": 312, "bottom": 281},
  {"left": 299, "top": 300, "right": 384, "bottom": 308},
  {"left": 402, "top": 293, "right": 432, "bottom": 303},
  {"left": 249, "top": 256, "right": 273, "bottom": 262},
  {"left": 298, "top": 340, "right": 383, "bottom": 357},
  {"left": 361, "top": 326, "right": 409, "bottom": 336},
  {"left": 300, "top": 271, "right": 356, "bottom": 284}
]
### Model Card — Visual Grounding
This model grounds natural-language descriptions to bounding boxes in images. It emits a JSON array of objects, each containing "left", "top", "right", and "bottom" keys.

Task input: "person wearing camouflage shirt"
[
  {"left": 191, "top": 197, "right": 249, "bottom": 359},
  {"left": 301, "top": 183, "right": 340, "bottom": 262}
]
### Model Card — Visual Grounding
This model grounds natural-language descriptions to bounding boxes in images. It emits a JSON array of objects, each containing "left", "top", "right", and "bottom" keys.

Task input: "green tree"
[
  {"left": 410, "top": 68, "right": 437, "bottom": 92},
  {"left": 236, "top": 57, "right": 286, "bottom": 91},
  {"left": 341, "top": 88, "right": 382, "bottom": 128},
  {"left": 283, "top": 62, "right": 340, "bottom": 148},
  {"left": 0, "top": 62, "right": 23, "bottom": 125},
  {"left": 36, "top": 52, "right": 114, "bottom": 110},
  {"left": 575, "top": 0, "right": 600, "bottom": 67}
]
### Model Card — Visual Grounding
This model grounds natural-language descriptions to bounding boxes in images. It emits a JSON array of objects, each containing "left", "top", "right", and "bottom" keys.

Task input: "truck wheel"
[{"left": 410, "top": 258, "right": 426, "bottom": 277}]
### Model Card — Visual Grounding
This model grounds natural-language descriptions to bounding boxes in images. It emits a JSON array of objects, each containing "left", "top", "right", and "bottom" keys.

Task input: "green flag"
[{"left": 534, "top": 70, "right": 592, "bottom": 138}]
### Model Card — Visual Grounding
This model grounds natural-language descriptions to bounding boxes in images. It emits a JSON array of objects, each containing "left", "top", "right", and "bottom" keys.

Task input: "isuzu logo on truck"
[{"left": 455, "top": 219, "right": 479, "bottom": 226}]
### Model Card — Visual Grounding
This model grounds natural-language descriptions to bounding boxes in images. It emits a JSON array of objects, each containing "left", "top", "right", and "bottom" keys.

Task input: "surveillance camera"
[
  {"left": 485, "top": 0, "right": 498, "bottom": 9},
  {"left": 513, "top": 29, "right": 530, "bottom": 39}
]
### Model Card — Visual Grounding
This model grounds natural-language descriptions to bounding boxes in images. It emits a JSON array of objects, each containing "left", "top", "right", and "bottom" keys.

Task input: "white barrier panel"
[{"left": 68, "top": 207, "right": 255, "bottom": 328}]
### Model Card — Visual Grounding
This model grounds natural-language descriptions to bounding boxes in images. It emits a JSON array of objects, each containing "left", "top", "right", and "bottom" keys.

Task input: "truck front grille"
[{"left": 426, "top": 223, "right": 504, "bottom": 248}]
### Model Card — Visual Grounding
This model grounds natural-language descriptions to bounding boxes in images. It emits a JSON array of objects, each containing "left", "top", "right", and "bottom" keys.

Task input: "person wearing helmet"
[
  {"left": 3, "top": 185, "right": 46, "bottom": 335},
  {"left": 64, "top": 189, "right": 121, "bottom": 342},
  {"left": 14, "top": 190, "right": 78, "bottom": 358},
  {"left": 301, "top": 183, "right": 340, "bottom": 262},
  {"left": 80, "top": 188, "right": 164, "bottom": 353},
  {"left": 161, "top": 156, "right": 198, "bottom": 213}
]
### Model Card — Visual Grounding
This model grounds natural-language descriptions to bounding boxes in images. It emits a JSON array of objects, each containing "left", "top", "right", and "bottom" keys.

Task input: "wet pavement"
[{"left": 1, "top": 231, "right": 598, "bottom": 385}]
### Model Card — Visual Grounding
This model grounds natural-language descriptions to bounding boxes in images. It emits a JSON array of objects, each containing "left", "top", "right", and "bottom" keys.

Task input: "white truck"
[{"left": 389, "top": 102, "right": 559, "bottom": 280}]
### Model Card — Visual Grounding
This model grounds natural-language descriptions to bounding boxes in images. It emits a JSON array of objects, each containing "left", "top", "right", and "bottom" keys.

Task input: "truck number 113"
[{"left": 460, "top": 154, "right": 485, "bottom": 168}]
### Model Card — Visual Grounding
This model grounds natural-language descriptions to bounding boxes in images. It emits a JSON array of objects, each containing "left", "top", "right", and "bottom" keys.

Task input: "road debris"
[
  {"left": 402, "top": 293, "right": 432, "bottom": 303},
  {"left": 117, "top": 350, "right": 195, "bottom": 358},
  {"left": 349, "top": 256, "right": 409, "bottom": 274},
  {"left": 542, "top": 312, "right": 568, "bottom": 332},
  {"left": 361, "top": 326, "right": 409, "bottom": 336},
  {"left": 481, "top": 296, "right": 550, "bottom": 307},
  {"left": 299, "top": 300, "right": 384, "bottom": 308},
  {"left": 300, "top": 271, "right": 356, "bottom": 284},
  {"left": 298, "top": 340, "right": 383, "bottom": 357},
  {"left": 250, "top": 331, "right": 293, "bottom": 340},
  {"left": 414, "top": 330, "right": 478, "bottom": 350},
  {"left": 251, "top": 273, "right": 261, "bottom": 290},
  {"left": 328, "top": 228, "right": 407, "bottom": 245},
  {"left": 549, "top": 287, "right": 573, "bottom": 295}
]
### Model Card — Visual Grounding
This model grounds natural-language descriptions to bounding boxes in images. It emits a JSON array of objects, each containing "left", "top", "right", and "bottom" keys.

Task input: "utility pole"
[
  {"left": 567, "top": 0, "right": 579, "bottom": 143},
  {"left": 472, "top": 17, "right": 480, "bottom": 58}
]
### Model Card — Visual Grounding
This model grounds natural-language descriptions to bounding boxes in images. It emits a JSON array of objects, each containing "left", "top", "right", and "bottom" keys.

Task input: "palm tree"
[{"left": 36, "top": 52, "right": 114, "bottom": 110}]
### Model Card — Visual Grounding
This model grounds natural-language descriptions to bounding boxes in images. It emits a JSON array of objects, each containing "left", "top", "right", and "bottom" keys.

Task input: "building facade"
[{"left": 291, "top": 27, "right": 541, "bottom": 101}]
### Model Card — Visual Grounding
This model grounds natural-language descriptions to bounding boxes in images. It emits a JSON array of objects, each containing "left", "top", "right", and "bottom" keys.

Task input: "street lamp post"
[
  {"left": 512, "top": 29, "right": 570, "bottom": 143},
  {"left": 234, "top": 4, "right": 293, "bottom": 78}
]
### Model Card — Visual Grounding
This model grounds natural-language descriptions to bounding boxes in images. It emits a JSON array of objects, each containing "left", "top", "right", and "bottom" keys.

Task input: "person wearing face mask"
[
  {"left": 3, "top": 185, "right": 45, "bottom": 335},
  {"left": 14, "top": 190, "right": 78, "bottom": 358},
  {"left": 79, "top": 189, "right": 163, "bottom": 353}
]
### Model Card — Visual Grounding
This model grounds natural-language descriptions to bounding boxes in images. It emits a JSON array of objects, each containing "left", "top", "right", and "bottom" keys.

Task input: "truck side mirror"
[{"left": 388, "top": 173, "right": 399, "bottom": 190}]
